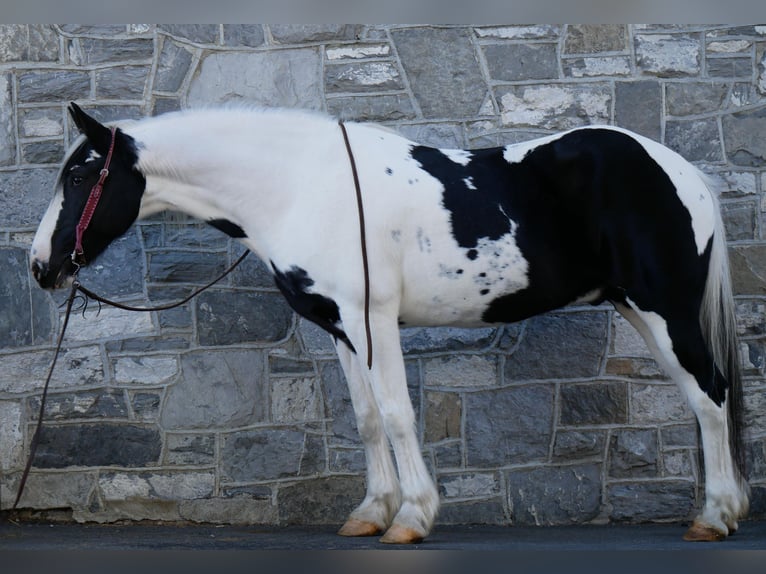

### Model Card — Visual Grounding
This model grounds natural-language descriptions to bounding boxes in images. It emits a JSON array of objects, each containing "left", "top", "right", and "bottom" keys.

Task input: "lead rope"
[
  {"left": 339, "top": 121, "right": 373, "bottom": 370},
  {"left": 9, "top": 250, "right": 249, "bottom": 512}
]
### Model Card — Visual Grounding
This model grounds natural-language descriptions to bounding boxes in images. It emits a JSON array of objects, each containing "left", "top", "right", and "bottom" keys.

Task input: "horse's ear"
[{"left": 68, "top": 102, "right": 113, "bottom": 154}]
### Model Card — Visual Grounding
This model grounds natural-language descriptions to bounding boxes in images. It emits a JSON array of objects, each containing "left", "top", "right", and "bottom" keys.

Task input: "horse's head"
[{"left": 30, "top": 103, "right": 146, "bottom": 289}]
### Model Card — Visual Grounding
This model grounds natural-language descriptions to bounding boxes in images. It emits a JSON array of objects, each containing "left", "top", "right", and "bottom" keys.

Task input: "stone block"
[
  {"left": 180, "top": 497, "right": 276, "bottom": 525},
  {"left": 606, "top": 357, "right": 665, "bottom": 379},
  {"left": 630, "top": 383, "right": 693, "bottom": 425},
  {"left": 18, "top": 69, "right": 84, "bottom": 101},
  {"left": 0, "top": 25, "right": 57, "bottom": 62},
  {"left": 664, "top": 118, "right": 723, "bottom": 162},
  {"left": 665, "top": 82, "right": 729, "bottom": 116},
  {"left": 611, "top": 312, "right": 651, "bottom": 357},
  {"left": 326, "top": 93, "right": 416, "bottom": 122},
  {"left": 299, "top": 319, "right": 337, "bottom": 356},
  {"left": 130, "top": 392, "right": 161, "bottom": 421},
  {"left": 269, "top": 355, "right": 315, "bottom": 376},
  {"left": 736, "top": 301, "right": 766, "bottom": 336},
  {"left": 564, "top": 25, "right": 627, "bottom": 53},
  {"left": 230, "top": 253, "right": 277, "bottom": 289},
  {"left": 28, "top": 389, "right": 128, "bottom": 420},
  {"left": 439, "top": 472, "right": 499, "bottom": 499},
  {"left": 21, "top": 140, "right": 64, "bottom": 164},
  {"left": 68, "top": 37, "right": 153, "bottom": 65},
  {"left": 400, "top": 326, "right": 496, "bottom": 354},
  {"left": 507, "top": 464, "right": 602, "bottom": 525},
  {"left": 326, "top": 43, "right": 390, "bottom": 61},
  {"left": 73, "top": 229, "right": 145, "bottom": 296},
  {"left": 19, "top": 107, "right": 64, "bottom": 138},
  {"left": 662, "top": 450, "right": 694, "bottom": 478},
  {"left": 6, "top": 470, "right": 95, "bottom": 510},
  {"left": 423, "top": 355, "right": 498, "bottom": 388},
  {"left": 608, "top": 429, "right": 659, "bottom": 478},
  {"left": 159, "top": 24, "right": 219, "bottom": 44},
  {"left": 35, "top": 423, "right": 161, "bottom": 468},
  {"left": 99, "top": 470, "right": 215, "bottom": 501},
  {"left": 661, "top": 424, "right": 698, "bottom": 448},
  {"left": 0, "top": 167, "right": 58, "bottom": 226},
  {"left": 155, "top": 39, "right": 193, "bottom": 92},
  {"left": 196, "top": 290, "right": 293, "bottom": 346},
  {"left": 271, "top": 377, "right": 323, "bottom": 423},
  {"left": 716, "top": 170, "right": 757, "bottom": 197},
  {"left": 113, "top": 356, "right": 179, "bottom": 386},
  {"left": 223, "top": 25, "right": 265, "bottom": 47},
  {"left": 475, "top": 25, "right": 561, "bottom": 40},
  {"left": 722, "top": 107, "right": 766, "bottom": 166},
  {"left": 424, "top": 391, "right": 462, "bottom": 443},
  {"left": 61, "top": 305, "right": 155, "bottom": 342},
  {"left": 707, "top": 57, "right": 753, "bottom": 78},
  {"left": 277, "top": 476, "right": 366, "bottom": 524},
  {"left": 436, "top": 498, "right": 508, "bottom": 525},
  {"left": 433, "top": 441, "right": 463, "bottom": 469},
  {"left": 634, "top": 34, "right": 701, "bottom": 77},
  {"left": 0, "top": 346, "right": 103, "bottom": 394},
  {"left": 464, "top": 384, "right": 554, "bottom": 466},
  {"left": 553, "top": 430, "right": 606, "bottom": 461},
  {"left": 325, "top": 61, "right": 403, "bottom": 93},
  {"left": 396, "top": 122, "right": 464, "bottom": 148},
  {"left": 721, "top": 201, "right": 757, "bottom": 241},
  {"left": 165, "top": 433, "right": 216, "bottom": 465},
  {"left": 391, "top": 27, "right": 487, "bottom": 118},
  {"left": 96, "top": 66, "right": 149, "bottom": 98},
  {"left": 161, "top": 349, "right": 268, "bottom": 430},
  {"left": 320, "top": 361, "right": 359, "bottom": 446},
  {"left": 188, "top": 50, "right": 323, "bottom": 110},
  {"left": 607, "top": 481, "right": 695, "bottom": 521},
  {"left": 0, "top": 400, "right": 23, "bottom": 469},
  {"left": 483, "top": 43, "right": 559, "bottom": 81},
  {"left": 497, "top": 84, "right": 611, "bottom": 130},
  {"left": 0, "top": 246, "right": 53, "bottom": 348},
  {"left": 329, "top": 447, "right": 365, "bottom": 473},
  {"left": 729, "top": 245, "right": 766, "bottom": 295},
  {"left": 743, "top": 383, "right": 766, "bottom": 434},
  {"left": 563, "top": 56, "right": 631, "bottom": 78},
  {"left": 504, "top": 311, "right": 608, "bottom": 380},
  {"left": 560, "top": 381, "right": 628, "bottom": 426},
  {"left": 148, "top": 250, "right": 226, "bottom": 284},
  {"left": 221, "top": 427, "right": 308, "bottom": 481},
  {"left": 0, "top": 73, "right": 13, "bottom": 166},
  {"left": 269, "top": 24, "right": 363, "bottom": 44}
]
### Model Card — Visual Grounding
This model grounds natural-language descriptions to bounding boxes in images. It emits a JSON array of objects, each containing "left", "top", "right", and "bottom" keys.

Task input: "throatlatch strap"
[{"left": 339, "top": 121, "right": 373, "bottom": 369}]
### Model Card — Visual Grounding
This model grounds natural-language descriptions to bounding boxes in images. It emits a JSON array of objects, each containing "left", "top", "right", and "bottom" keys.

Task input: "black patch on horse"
[
  {"left": 271, "top": 262, "right": 355, "bottom": 352},
  {"left": 207, "top": 218, "right": 247, "bottom": 238}
]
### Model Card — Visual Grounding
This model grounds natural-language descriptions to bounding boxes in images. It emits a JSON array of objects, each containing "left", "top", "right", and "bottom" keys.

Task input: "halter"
[{"left": 72, "top": 126, "right": 117, "bottom": 264}]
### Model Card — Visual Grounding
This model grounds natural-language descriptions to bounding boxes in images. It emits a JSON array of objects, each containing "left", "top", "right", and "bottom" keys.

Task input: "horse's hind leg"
[
  {"left": 614, "top": 301, "right": 748, "bottom": 540},
  {"left": 334, "top": 341, "right": 401, "bottom": 536}
]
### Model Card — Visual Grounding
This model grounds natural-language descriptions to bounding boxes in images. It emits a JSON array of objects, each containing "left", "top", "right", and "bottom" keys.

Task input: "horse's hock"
[{"left": 1, "top": 24, "right": 765, "bottom": 532}]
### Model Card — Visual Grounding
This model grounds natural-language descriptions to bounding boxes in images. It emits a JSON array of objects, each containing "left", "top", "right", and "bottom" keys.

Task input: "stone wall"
[{"left": 1, "top": 24, "right": 765, "bottom": 527}]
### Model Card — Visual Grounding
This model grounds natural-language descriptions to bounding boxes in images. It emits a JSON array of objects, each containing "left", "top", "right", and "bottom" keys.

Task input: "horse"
[{"left": 29, "top": 102, "right": 749, "bottom": 544}]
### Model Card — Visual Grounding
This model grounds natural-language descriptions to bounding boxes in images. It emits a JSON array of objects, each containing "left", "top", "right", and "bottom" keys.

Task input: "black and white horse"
[{"left": 30, "top": 103, "right": 749, "bottom": 543}]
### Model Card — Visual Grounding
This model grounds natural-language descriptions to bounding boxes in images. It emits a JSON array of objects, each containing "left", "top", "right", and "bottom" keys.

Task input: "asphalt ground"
[{"left": 1, "top": 519, "right": 765, "bottom": 574}]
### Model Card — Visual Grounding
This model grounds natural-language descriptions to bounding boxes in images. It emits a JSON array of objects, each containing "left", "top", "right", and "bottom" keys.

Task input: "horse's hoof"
[
  {"left": 683, "top": 521, "right": 727, "bottom": 542},
  {"left": 379, "top": 524, "right": 424, "bottom": 544},
  {"left": 338, "top": 519, "right": 383, "bottom": 537}
]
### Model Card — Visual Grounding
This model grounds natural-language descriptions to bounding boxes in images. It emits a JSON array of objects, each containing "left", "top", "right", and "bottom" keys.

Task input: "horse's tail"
[{"left": 697, "top": 169, "right": 747, "bottom": 483}]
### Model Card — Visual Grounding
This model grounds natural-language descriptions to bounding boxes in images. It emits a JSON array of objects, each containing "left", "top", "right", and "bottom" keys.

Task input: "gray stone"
[
  {"left": 230, "top": 253, "right": 277, "bottom": 289},
  {"left": 28, "top": 25, "right": 59, "bottom": 61},
  {"left": 424, "top": 391, "right": 462, "bottom": 443},
  {"left": 21, "top": 140, "right": 64, "bottom": 164},
  {"left": 439, "top": 472, "right": 499, "bottom": 499},
  {"left": 155, "top": 40, "right": 193, "bottom": 93},
  {"left": 0, "top": 346, "right": 103, "bottom": 394},
  {"left": 326, "top": 93, "right": 416, "bottom": 122},
  {"left": 148, "top": 250, "right": 226, "bottom": 284},
  {"left": 664, "top": 118, "right": 723, "bottom": 162},
  {"left": 665, "top": 82, "right": 729, "bottom": 116},
  {"left": 564, "top": 25, "right": 627, "bottom": 53},
  {"left": 553, "top": 430, "right": 606, "bottom": 461},
  {"left": 325, "top": 61, "right": 403, "bottom": 93},
  {"left": 433, "top": 441, "right": 463, "bottom": 469},
  {"left": 130, "top": 392, "right": 161, "bottom": 421},
  {"left": 608, "top": 481, "right": 695, "bottom": 521},
  {"left": 17, "top": 70, "right": 88, "bottom": 106},
  {"left": 0, "top": 24, "right": 30, "bottom": 61},
  {"left": 221, "top": 427, "right": 308, "bottom": 481},
  {"left": 196, "top": 290, "right": 293, "bottom": 346},
  {"left": 560, "top": 382, "right": 628, "bottom": 426},
  {"left": 707, "top": 57, "right": 753, "bottom": 78},
  {"left": 663, "top": 450, "right": 695, "bottom": 478},
  {"left": 99, "top": 470, "right": 214, "bottom": 501},
  {"left": 483, "top": 43, "right": 559, "bottom": 81},
  {"left": 395, "top": 122, "right": 464, "bottom": 148},
  {"left": 0, "top": 73, "right": 13, "bottom": 166},
  {"left": 161, "top": 349, "right": 267, "bottom": 429},
  {"left": 320, "top": 361, "right": 359, "bottom": 446},
  {"left": 436, "top": 498, "right": 508, "bottom": 525},
  {"left": 71, "top": 229, "right": 144, "bottom": 296},
  {"left": 271, "top": 377, "right": 323, "bottom": 423},
  {"left": 721, "top": 201, "right": 757, "bottom": 241},
  {"left": 29, "top": 389, "right": 128, "bottom": 420},
  {"left": 269, "top": 356, "right": 315, "bottom": 376},
  {"left": 35, "top": 423, "right": 161, "bottom": 468},
  {"left": 615, "top": 81, "right": 662, "bottom": 141},
  {"left": 9, "top": 470, "right": 96, "bottom": 510},
  {"left": 0, "top": 247, "right": 53, "bottom": 348},
  {"left": 475, "top": 25, "right": 561, "bottom": 41},
  {"left": 423, "top": 355, "right": 498, "bottom": 388},
  {"left": 96, "top": 66, "right": 149, "bottom": 98},
  {"left": 165, "top": 433, "right": 216, "bottom": 465},
  {"left": 19, "top": 107, "right": 64, "bottom": 138},
  {"left": 729, "top": 245, "right": 766, "bottom": 295},
  {"left": 0, "top": 25, "right": 58, "bottom": 62},
  {"left": 497, "top": 84, "right": 611, "bottom": 130},
  {"left": 223, "top": 25, "right": 265, "bottom": 47},
  {"left": 507, "top": 464, "right": 602, "bottom": 525},
  {"left": 277, "top": 476, "right": 366, "bottom": 524},
  {"left": 630, "top": 383, "right": 693, "bottom": 424},
  {"left": 299, "top": 319, "right": 337, "bottom": 356},
  {"left": 180, "top": 497, "right": 276, "bottom": 525},
  {"left": 609, "top": 429, "right": 658, "bottom": 478},
  {"left": 722, "top": 107, "right": 766, "bottom": 166},
  {"left": 69, "top": 38, "right": 154, "bottom": 65},
  {"left": 152, "top": 97, "right": 181, "bottom": 116},
  {"left": 606, "top": 357, "right": 666, "bottom": 379},
  {"left": 391, "top": 27, "right": 487, "bottom": 118},
  {"left": 188, "top": 50, "right": 323, "bottom": 110},
  {"left": 504, "top": 312, "right": 608, "bottom": 380},
  {"left": 464, "top": 385, "right": 554, "bottom": 466},
  {"left": 159, "top": 25, "right": 219, "bottom": 44},
  {"left": 269, "top": 24, "right": 363, "bottom": 45},
  {"left": 634, "top": 34, "right": 700, "bottom": 77},
  {"left": 0, "top": 400, "right": 23, "bottom": 469},
  {"left": 113, "top": 356, "right": 179, "bottom": 386},
  {"left": 563, "top": 56, "right": 631, "bottom": 78},
  {"left": 736, "top": 301, "right": 766, "bottom": 336},
  {"left": 329, "top": 447, "right": 366, "bottom": 473}
]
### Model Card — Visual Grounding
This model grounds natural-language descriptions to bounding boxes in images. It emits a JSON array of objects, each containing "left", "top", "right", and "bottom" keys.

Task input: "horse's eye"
[{"left": 72, "top": 175, "right": 84, "bottom": 186}]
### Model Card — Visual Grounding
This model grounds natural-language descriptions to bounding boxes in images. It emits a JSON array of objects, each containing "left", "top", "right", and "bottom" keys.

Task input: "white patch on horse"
[
  {"left": 463, "top": 177, "right": 477, "bottom": 190},
  {"left": 85, "top": 149, "right": 102, "bottom": 163},
  {"left": 30, "top": 187, "right": 64, "bottom": 263},
  {"left": 442, "top": 148, "right": 472, "bottom": 166}
]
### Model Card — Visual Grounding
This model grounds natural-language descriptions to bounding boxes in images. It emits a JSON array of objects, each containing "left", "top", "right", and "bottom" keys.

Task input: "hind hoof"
[
  {"left": 338, "top": 519, "right": 383, "bottom": 537},
  {"left": 379, "top": 524, "right": 424, "bottom": 544},
  {"left": 683, "top": 521, "right": 727, "bottom": 542}
]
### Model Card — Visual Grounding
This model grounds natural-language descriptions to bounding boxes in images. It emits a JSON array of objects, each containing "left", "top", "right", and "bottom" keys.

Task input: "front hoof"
[
  {"left": 683, "top": 521, "right": 727, "bottom": 542},
  {"left": 338, "top": 518, "right": 384, "bottom": 537},
  {"left": 379, "top": 524, "right": 424, "bottom": 544}
]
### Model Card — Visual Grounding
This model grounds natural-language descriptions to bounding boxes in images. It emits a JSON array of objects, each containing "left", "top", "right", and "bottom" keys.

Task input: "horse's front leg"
[
  {"left": 334, "top": 341, "right": 401, "bottom": 536},
  {"left": 342, "top": 308, "right": 440, "bottom": 544}
]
